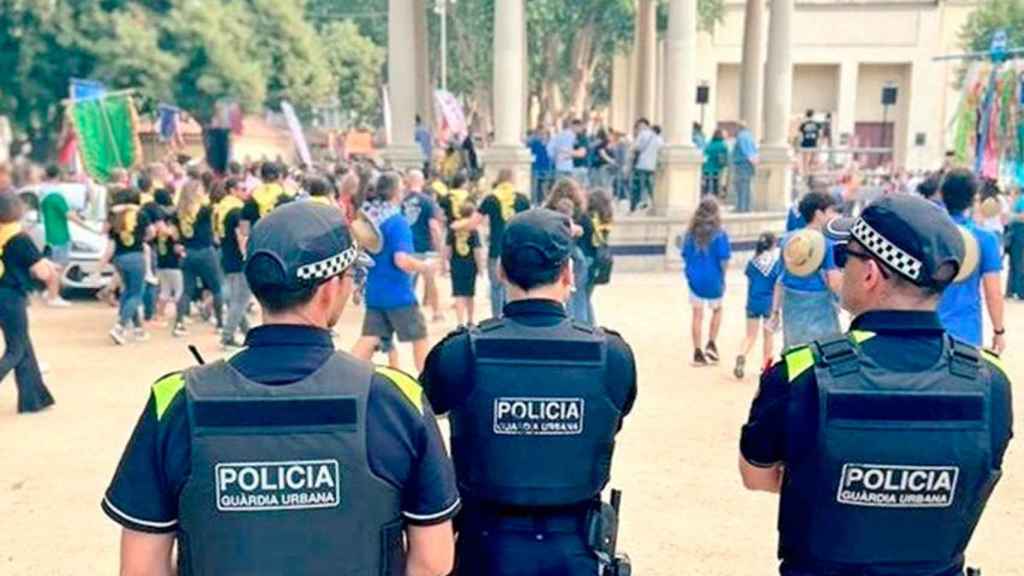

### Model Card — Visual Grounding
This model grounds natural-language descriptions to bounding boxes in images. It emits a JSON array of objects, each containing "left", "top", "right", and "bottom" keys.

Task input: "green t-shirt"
[{"left": 40, "top": 191, "right": 71, "bottom": 246}]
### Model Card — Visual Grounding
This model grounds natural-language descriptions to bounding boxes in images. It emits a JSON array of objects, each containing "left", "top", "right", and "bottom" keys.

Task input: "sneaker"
[
  {"left": 110, "top": 325, "right": 127, "bottom": 346},
  {"left": 734, "top": 355, "right": 746, "bottom": 380},
  {"left": 705, "top": 341, "right": 720, "bottom": 364},
  {"left": 221, "top": 338, "right": 244, "bottom": 351},
  {"left": 691, "top": 348, "right": 708, "bottom": 367},
  {"left": 46, "top": 297, "right": 72, "bottom": 308},
  {"left": 172, "top": 323, "right": 188, "bottom": 338},
  {"left": 133, "top": 329, "right": 150, "bottom": 343}
]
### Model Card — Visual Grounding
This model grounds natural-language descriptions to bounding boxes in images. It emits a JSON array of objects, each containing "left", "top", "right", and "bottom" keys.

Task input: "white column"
[
  {"left": 752, "top": 0, "right": 794, "bottom": 212},
  {"left": 762, "top": 0, "right": 794, "bottom": 148},
  {"left": 384, "top": 0, "right": 422, "bottom": 168},
  {"left": 493, "top": 0, "right": 525, "bottom": 146},
  {"left": 835, "top": 61, "right": 859, "bottom": 143},
  {"left": 480, "top": 0, "right": 533, "bottom": 193},
  {"left": 656, "top": 0, "right": 704, "bottom": 218},
  {"left": 634, "top": 0, "right": 658, "bottom": 122},
  {"left": 739, "top": 0, "right": 765, "bottom": 138},
  {"left": 414, "top": 0, "right": 433, "bottom": 128}
]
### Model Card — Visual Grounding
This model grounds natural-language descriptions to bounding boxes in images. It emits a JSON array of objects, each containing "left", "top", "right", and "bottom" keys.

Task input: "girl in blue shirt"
[
  {"left": 735, "top": 232, "right": 781, "bottom": 379},
  {"left": 682, "top": 197, "right": 731, "bottom": 366}
]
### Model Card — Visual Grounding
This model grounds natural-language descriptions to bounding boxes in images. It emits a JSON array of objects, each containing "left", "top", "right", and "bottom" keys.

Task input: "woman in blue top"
[
  {"left": 735, "top": 232, "right": 781, "bottom": 379},
  {"left": 1006, "top": 186, "right": 1024, "bottom": 300},
  {"left": 772, "top": 191, "right": 841, "bottom": 349},
  {"left": 682, "top": 197, "right": 731, "bottom": 366}
]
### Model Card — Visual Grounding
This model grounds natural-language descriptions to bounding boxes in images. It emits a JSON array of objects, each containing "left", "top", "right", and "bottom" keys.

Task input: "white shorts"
[
  {"left": 158, "top": 269, "right": 184, "bottom": 301},
  {"left": 689, "top": 293, "right": 723, "bottom": 310}
]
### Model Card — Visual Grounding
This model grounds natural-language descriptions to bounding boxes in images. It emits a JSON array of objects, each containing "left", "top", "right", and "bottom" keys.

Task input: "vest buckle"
[{"left": 814, "top": 337, "right": 860, "bottom": 378}]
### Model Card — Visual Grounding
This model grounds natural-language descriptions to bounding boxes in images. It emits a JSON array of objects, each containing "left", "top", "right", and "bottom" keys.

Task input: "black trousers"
[
  {"left": 0, "top": 289, "right": 54, "bottom": 413},
  {"left": 455, "top": 515, "right": 598, "bottom": 576}
]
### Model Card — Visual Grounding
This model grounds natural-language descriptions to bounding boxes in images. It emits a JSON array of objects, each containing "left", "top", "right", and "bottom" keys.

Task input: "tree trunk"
[{"left": 568, "top": 21, "right": 597, "bottom": 117}]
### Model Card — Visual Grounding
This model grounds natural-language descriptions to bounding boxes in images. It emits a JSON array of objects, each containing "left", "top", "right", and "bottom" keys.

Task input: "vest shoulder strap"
[
  {"left": 812, "top": 334, "right": 861, "bottom": 379},
  {"left": 947, "top": 335, "right": 981, "bottom": 381}
]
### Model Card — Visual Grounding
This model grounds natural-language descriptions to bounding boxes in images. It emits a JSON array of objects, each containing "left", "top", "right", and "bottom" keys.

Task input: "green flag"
[{"left": 69, "top": 94, "right": 142, "bottom": 183}]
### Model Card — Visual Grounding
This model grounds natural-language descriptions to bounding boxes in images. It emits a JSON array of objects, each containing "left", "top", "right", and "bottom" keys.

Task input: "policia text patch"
[
  {"left": 215, "top": 460, "right": 341, "bottom": 512},
  {"left": 493, "top": 397, "right": 585, "bottom": 435},
  {"left": 837, "top": 464, "right": 958, "bottom": 508}
]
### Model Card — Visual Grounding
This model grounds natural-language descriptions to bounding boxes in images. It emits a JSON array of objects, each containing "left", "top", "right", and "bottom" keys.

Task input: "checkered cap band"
[
  {"left": 851, "top": 218, "right": 923, "bottom": 281},
  {"left": 295, "top": 242, "right": 360, "bottom": 282}
]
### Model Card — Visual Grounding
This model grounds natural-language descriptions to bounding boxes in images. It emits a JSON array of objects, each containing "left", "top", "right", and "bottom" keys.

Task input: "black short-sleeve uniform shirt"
[
  {"left": 179, "top": 206, "right": 215, "bottom": 251},
  {"left": 220, "top": 207, "right": 245, "bottom": 274},
  {"left": 109, "top": 208, "right": 151, "bottom": 256},
  {"left": 402, "top": 191, "right": 440, "bottom": 254},
  {"left": 477, "top": 193, "right": 531, "bottom": 259},
  {"left": 0, "top": 233, "right": 42, "bottom": 295},
  {"left": 420, "top": 298, "right": 638, "bottom": 425},
  {"left": 102, "top": 325, "right": 461, "bottom": 534},
  {"left": 740, "top": 310, "right": 1014, "bottom": 573}
]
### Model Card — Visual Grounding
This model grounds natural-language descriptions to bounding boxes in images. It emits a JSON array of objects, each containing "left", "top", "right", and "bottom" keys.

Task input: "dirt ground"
[{"left": 0, "top": 270, "right": 1020, "bottom": 575}]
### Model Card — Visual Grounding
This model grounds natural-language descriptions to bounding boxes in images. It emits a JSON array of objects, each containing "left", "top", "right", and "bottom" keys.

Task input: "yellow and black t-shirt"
[
  {"left": 243, "top": 182, "right": 294, "bottom": 225},
  {"left": 109, "top": 205, "right": 151, "bottom": 256},
  {"left": 0, "top": 224, "right": 42, "bottom": 295}
]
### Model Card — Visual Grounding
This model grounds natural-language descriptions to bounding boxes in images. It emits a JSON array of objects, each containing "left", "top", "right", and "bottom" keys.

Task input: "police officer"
[
  {"left": 103, "top": 202, "right": 459, "bottom": 576},
  {"left": 739, "top": 194, "right": 1014, "bottom": 576},
  {"left": 421, "top": 208, "right": 637, "bottom": 576},
  {"left": 0, "top": 192, "right": 57, "bottom": 413}
]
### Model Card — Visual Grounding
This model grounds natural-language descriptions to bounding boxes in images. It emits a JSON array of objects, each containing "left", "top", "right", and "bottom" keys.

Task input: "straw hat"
[
  {"left": 783, "top": 228, "right": 827, "bottom": 277},
  {"left": 952, "top": 226, "right": 979, "bottom": 283},
  {"left": 979, "top": 196, "right": 1002, "bottom": 219}
]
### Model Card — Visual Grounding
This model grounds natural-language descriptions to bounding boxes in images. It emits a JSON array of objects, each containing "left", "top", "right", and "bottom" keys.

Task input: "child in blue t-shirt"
[
  {"left": 681, "top": 197, "right": 732, "bottom": 366},
  {"left": 734, "top": 232, "right": 781, "bottom": 379}
]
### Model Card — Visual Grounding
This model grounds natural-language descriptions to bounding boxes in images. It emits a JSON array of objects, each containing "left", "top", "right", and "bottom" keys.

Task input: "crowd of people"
[
  {"left": 0, "top": 147, "right": 623, "bottom": 395},
  {"left": 678, "top": 164, "right": 1013, "bottom": 378}
]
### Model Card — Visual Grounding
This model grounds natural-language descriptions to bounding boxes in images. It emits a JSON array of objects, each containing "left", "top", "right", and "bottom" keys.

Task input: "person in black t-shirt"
[
  {"left": 448, "top": 201, "right": 485, "bottom": 327},
  {"left": 0, "top": 192, "right": 57, "bottom": 414},
  {"left": 153, "top": 189, "right": 182, "bottom": 322},
  {"left": 798, "top": 110, "right": 822, "bottom": 173},
  {"left": 449, "top": 169, "right": 530, "bottom": 319},
  {"left": 216, "top": 177, "right": 251, "bottom": 348},
  {"left": 108, "top": 188, "right": 155, "bottom": 345},
  {"left": 173, "top": 181, "right": 223, "bottom": 337}
]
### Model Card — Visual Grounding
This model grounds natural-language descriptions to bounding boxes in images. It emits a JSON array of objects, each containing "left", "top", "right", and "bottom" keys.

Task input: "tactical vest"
[
  {"left": 177, "top": 354, "right": 404, "bottom": 576},
  {"left": 779, "top": 334, "right": 1000, "bottom": 568},
  {"left": 451, "top": 317, "right": 621, "bottom": 507}
]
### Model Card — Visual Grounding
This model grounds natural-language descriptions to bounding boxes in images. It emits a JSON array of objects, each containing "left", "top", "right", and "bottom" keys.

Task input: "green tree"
[
  {"left": 958, "top": 0, "right": 1024, "bottom": 55},
  {"left": 320, "top": 20, "right": 386, "bottom": 124}
]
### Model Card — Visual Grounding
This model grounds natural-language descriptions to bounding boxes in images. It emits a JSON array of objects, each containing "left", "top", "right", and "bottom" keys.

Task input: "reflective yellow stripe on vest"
[
  {"left": 785, "top": 331, "right": 876, "bottom": 382},
  {"left": 152, "top": 373, "right": 185, "bottom": 421},
  {"left": 375, "top": 366, "right": 424, "bottom": 414}
]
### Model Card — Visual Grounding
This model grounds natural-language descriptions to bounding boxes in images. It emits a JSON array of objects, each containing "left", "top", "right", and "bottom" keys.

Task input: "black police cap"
[
  {"left": 500, "top": 208, "right": 574, "bottom": 273},
  {"left": 826, "top": 194, "right": 964, "bottom": 290},
  {"left": 244, "top": 201, "right": 371, "bottom": 292}
]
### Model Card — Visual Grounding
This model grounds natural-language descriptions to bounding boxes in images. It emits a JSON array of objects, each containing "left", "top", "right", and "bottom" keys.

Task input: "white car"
[{"left": 18, "top": 184, "right": 115, "bottom": 293}]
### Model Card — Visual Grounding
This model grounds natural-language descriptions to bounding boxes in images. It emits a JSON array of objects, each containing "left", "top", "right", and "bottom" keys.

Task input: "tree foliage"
[
  {"left": 320, "top": 20, "right": 387, "bottom": 124},
  {"left": 958, "top": 0, "right": 1024, "bottom": 54}
]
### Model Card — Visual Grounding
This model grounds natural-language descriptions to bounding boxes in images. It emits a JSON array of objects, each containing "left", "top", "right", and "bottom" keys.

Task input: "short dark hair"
[
  {"left": 917, "top": 176, "right": 940, "bottom": 199},
  {"left": 137, "top": 174, "right": 153, "bottom": 193},
  {"left": 451, "top": 172, "right": 468, "bottom": 190},
  {"left": 246, "top": 254, "right": 320, "bottom": 313},
  {"left": 503, "top": 259, "right": 568, "bottom": 292},
  {"left": 306, "top": 176, "right": 332, "bottom": 198},
  {"left": 940, "top": 169, "right": 977, "bottom": 214},
  {"left": 154, "top": 188, "right": 174, "bottom": 207},
  {"left": 375, "top": 171, "right": 402, "bottom": 202},
  {"left": 798, "top": 191, "right": 836, "bottom": 223},
  {"left": 44, "top": 164, "right": 61, "bottom": 180},
  {"left": 260, "top": 161, "right": 280, "bottom": 181},
  {"left": 228, "top": 161, "right": 244, "bottom": 176},
  {"left": 0, "top": 192, "right": 24, "bottom": 223}
]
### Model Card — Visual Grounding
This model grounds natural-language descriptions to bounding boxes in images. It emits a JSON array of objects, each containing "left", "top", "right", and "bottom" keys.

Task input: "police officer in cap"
[
  {"left": 103, "top": 201, "right": 459, "bottom": 576},
  {"left": 421, "top": 208, "right": 638, "bottom": 575},
  {"left": 739, "top": 194, "right": 1013, "bottom": 576}
]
